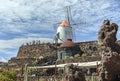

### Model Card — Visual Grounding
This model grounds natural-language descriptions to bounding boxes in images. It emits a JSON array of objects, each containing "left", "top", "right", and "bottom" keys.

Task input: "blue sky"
[{"left": 0, "top": 0, "right": 120, "bottom": 62}]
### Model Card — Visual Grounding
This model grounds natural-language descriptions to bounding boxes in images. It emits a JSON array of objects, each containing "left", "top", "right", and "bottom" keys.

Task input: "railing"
[{"left": 18, "top": 75, "right": 99, "bottom": 81}]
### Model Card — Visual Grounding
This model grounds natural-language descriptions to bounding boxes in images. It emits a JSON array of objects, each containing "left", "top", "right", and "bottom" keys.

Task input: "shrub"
[
  {"left": 82, "top": 53, "right": 87, "bottom": 61},
  {"left": 74, "top": 54, "right": 80, "bottom": 58},
  {"left": 0, "top": 71, "right": 17, "bottom": 81},
  {"left": 64, "top": 56, "right": 70, "bottom": 59}
]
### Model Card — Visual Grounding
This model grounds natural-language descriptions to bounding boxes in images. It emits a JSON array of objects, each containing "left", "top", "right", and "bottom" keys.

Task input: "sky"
[{"left": 0, "top": 0, "right": 120, "bottom": 62}]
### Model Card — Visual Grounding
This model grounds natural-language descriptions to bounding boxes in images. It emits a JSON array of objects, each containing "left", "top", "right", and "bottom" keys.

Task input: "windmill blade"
[
  {"left": 69, "top": 6, "right": 72, "bottom": 21},
  {"left": 65, "top": 6, "right": 72, "bottom": 24},
  {"left": 72, "top": 17, "right": 86, "bottom": 29},
  {"left": 80, "top": 18, "right": 86, "bottom": 24}
]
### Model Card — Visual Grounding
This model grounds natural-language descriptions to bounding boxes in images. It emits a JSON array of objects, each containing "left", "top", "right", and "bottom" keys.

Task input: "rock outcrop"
[{"left": 98, "top": 19, "right": 120, "bottom": 81}]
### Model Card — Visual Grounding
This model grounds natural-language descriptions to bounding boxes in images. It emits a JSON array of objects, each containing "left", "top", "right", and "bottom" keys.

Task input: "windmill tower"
[{"left": 54, "top": 6, "right": 73, "bottom": 43}]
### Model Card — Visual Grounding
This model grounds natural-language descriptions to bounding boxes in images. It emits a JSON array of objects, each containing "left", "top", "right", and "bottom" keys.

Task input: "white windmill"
[{"left": 54, "top": 6, "right": 86, "bottom": 43}]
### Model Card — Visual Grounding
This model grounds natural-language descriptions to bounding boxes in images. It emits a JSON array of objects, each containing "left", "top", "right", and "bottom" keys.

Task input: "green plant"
[
  {"left": 64, "top": 56, "right": 69, "bottom": 59},
  {"left": 74, "top": 54, "right": 80, "bottom": 58},
  {"left": 28, "top": 68, "right": 36, "bottom": 74},
  {"left": 0, "top": 71, "right": 17, "bottom": 81},
  {"left": 32, "top": 58, "right": 38, "bottom": 65},
  {"left": 82, "top": 53, "right": 87, "bottom": 61},
  {"left": 39, "top": 78, "right": 46, "bottom": 81},
  {"left": 0, "top": 75, "right": 14, "bottom": 81}
]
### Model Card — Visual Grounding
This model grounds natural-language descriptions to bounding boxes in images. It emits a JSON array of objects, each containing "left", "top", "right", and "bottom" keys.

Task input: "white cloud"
[
  {"left": 0, "top": 0, "right": 33, "bottom": 21},
  {"left": 0, "top": 37, "right": 53, "bottom": 49},
  {"left": 0, "top": 49, "right": 16, "bottom": 55},
  {"left": 0, "top": 57, "right": 7, "bottom": 62}
]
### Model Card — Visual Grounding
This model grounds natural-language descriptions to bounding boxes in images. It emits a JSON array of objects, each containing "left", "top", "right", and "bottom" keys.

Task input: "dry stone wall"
[
  {"left": 17, "top": 41, "right": 100, "bottom": 58},
  {"left": 17, "top": 43, "right": 57, "bottom": 58},
  {"left": 78, "top": 41, "right": 99, "bottom": 56}
]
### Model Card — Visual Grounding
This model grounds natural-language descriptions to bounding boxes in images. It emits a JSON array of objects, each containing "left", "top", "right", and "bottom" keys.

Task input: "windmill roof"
[
  {"left": 60, "top": 39, "right": 77, "bottom": 48},
  {"left": 60, "top": 20, "right": 71, "bottom": 27}
]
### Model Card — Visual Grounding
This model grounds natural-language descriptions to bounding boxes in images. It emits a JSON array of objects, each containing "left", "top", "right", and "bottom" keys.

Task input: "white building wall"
[{"left": 57, "top": 26, "right": 73, "bottom": 43}]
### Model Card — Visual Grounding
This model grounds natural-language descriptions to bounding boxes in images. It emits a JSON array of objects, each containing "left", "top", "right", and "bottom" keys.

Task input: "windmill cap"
[{"left": 60, "top": 20, "right": 71, "bottom": 27}]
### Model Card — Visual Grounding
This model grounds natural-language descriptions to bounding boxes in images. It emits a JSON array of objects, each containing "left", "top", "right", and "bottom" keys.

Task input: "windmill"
[{"left": 53, "top": 6, "right": 86, "bottom": 43}]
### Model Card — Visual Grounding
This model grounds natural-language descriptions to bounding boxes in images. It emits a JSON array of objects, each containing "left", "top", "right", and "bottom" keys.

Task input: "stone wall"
[
  {"left": 17, "top": 43, "right": 57, "bottom": 58},
  {"left": 16, "top": 41, "right": 99, "bottom": 59},
  {"left": 78, "top": 41, "right": 100, "bottom": 56},
  {"left": 8, "top": 57, "right": 37, "bottom": 66}
]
